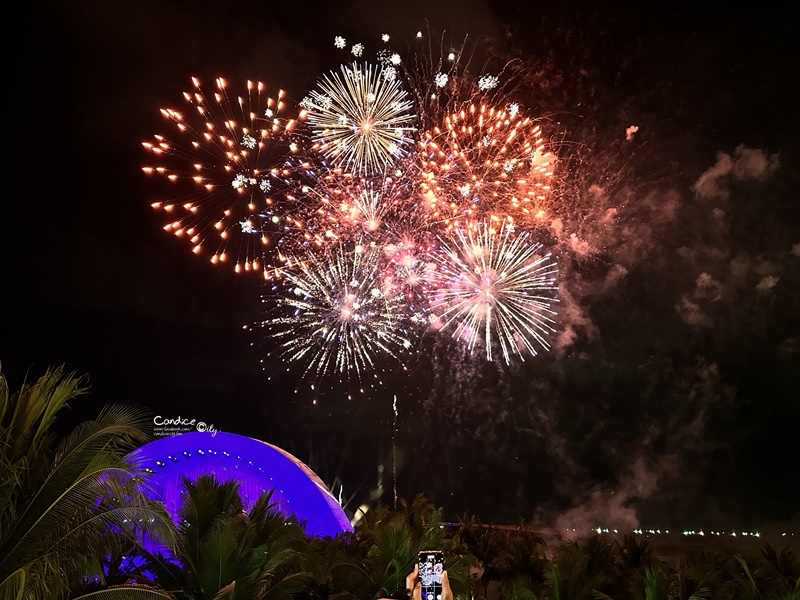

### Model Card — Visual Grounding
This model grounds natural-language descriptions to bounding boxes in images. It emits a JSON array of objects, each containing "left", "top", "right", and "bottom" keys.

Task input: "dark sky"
[{"left": 6, "top": 0, "right": 799, "bottom": 531}]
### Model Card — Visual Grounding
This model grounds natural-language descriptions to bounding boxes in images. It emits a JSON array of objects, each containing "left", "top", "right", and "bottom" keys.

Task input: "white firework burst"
[
  {"left": 303, "top": 62, "right": 416, "bottom": 175},
  {"left": 478, "top": 75, "right": 499, "bottom": 90},
  {"left": 382, "top": 66, "right": 398, "bottom": 81},
  {"left": 428, "top": 222, "right": 558, "bottom": 363},
  {"left": 261, "top": 241, "right": 412, "bottom": 386}
]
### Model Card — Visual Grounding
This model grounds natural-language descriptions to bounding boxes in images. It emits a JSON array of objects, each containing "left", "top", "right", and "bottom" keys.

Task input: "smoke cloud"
[{"left": 692, "top": 145, "right": 780, "bottom": 200}]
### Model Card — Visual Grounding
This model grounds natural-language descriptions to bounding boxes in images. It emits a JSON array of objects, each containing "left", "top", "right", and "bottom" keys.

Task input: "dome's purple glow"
[{"left": 128, "top": 431, "right": 353, "bottom": 538}]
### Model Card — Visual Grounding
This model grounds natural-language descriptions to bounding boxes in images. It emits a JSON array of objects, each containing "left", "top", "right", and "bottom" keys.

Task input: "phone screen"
[{"left": 418, "top": 551, "right": 444, "bottom": 600}]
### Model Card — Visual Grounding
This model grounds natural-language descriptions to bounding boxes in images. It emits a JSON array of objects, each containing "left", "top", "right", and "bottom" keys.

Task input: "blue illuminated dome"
[{"left": 128, "top": 431, "right": 353, "bottom": 538}]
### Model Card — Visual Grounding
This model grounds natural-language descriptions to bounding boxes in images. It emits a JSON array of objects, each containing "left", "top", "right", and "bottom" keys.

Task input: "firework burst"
[
  {"left": 428, "top": 222, "right": 558, "bottom": 363},
  {"left": 142, "top": 33, "right": 564, "bottom": 393},
  {"left": 296, "top": 167, "right": 430, "bottom": 247},
  {"left": 258, "top": 241, "right": 417, "bottom": 392},
  {"left": 418, "top": 102, "right": 555, "bottom": 231},
  {"left": 142, "top": 76, "right": 309, "bottom": 277},
  {"left": 302, "top": 62, "right": 416, "bottom": 176}
]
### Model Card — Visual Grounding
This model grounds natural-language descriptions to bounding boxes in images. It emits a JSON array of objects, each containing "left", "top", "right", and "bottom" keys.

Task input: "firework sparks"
[
  {"left": 396, "top": 30, "right": 512, "bottom": 130},
  {"left": 259, "top": 241, "right": 414, "bottom": 390},
  {"left": 477, "top": 74, "right": 499, "bottom": 90},
  {"left": 141, "top": 32, "right": 565, "bottom": 390},
  {"left": 428, "top": 222, "right": 558, "bottom": 363},
  {"left": 418, "top": 102, "right": 555, "bottom": 231},
  {"left": 142, "top": 77, "right": 308, "bottom": 276},
  {"left": 302, "top": 62, "right": 416, "bottom": 176},
  {"left": 298, "top": 168, "right": 429, "bottom": 245}
]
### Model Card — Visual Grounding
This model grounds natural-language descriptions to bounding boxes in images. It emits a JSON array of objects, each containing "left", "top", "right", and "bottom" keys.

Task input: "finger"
[
  {"left": 412, "top": 580, "right": 422, "bottom": 600},
  {"left": 442, "top": 570, "right": 453, "bottom": 600},
  {"left": 406, "top": 563, "right": 418, "bottom": 591}
]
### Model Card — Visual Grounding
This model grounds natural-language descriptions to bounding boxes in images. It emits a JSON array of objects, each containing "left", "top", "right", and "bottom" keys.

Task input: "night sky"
[{"left": 6, "top": 0, "right": 798, "bottom": 532}]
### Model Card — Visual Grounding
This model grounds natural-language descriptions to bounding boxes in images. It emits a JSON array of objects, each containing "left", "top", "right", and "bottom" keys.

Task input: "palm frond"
[
  {"left": 731, "top": 554, "right": 761, "bottom": 600},
  {"left": 258, "top": 572, "right": 313, "bottom": 600},
  {"left": 2, "top": 466, "right": 140, "bottom": 568},
  {"left": 71, "top": 586, "right": 176, "bottom": 599},
  {"left": 0, "top": 567, "right": 26, "bottom": 600},
  {"left": 1, "top": 404, "right": 151, "bottom": 565},
  {"left": 32, "top": 370, "right": 89, "bottom": 453},
  {"left": 179, "top": 474, "right": 244, "bottom": 565},
  {"left": 643, "top": 565, "right": 669, "bottom": 600},
  {"left": 0, "top": 364, "right": 11, "bottom": 423},
  {"left": 504, "top": 575, "right": 541, "bottom": 600},
  {"left": 196, "top": 518, "right": 248, "bottom": 597},
  {"left": 2, "top": 366, "right": 88, "bottom": 469}
]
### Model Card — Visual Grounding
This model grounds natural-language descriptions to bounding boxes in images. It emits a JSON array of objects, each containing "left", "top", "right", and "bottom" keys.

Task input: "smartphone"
[{"left": 418, "top": 550, "right": 444, "bottom": 600}]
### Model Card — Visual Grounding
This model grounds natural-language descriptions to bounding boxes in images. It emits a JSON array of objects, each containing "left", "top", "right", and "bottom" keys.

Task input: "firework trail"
[
  {"left": 395, "top": 28, "right": 523, "bottom": 127},
  {"left": 141, "top": 77, "right": 317, "bottom": 277}
]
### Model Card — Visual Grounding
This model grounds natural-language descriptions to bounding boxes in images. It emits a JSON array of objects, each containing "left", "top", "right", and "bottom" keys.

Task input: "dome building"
[{"left": 128, "top": 431, "right": 353, "bottom": 538}]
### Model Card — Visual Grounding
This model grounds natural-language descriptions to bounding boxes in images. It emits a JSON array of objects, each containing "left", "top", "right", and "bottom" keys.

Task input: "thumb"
[
  {"left": 442, "top": 570, "right": 453, "bottom": 600},
  {"left": 407, "top": 563, "right": 418, "bottom": 592},
  {"left": 412, "top": 580, "right": 422, "bottom": 600}
]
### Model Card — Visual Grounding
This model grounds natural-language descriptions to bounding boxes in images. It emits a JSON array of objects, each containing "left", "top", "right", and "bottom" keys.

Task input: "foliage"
[
  {"left": 306, "top": 494, "right": 477, "bottom": 599},
  {"left": 0, "top": 363, "right": 176, "bottom": 600},
  {"left": 455, "top": 515, "right": 547, "bottom": 599},
  {"left": 135, "top": 474, "right": 313, "bottom": 600},
  {"left": 2, "top": 364, "right": 799, "bottom": 600}
]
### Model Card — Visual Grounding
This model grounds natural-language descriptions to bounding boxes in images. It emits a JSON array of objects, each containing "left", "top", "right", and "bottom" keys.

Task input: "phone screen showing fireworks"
[{"left": 418, "top": 550, "right": 444, "bottom": 600}]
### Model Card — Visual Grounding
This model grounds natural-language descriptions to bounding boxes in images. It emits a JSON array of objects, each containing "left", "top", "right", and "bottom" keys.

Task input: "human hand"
[{"left": 404, "top": 563, "right": 453, "bottom": 600}]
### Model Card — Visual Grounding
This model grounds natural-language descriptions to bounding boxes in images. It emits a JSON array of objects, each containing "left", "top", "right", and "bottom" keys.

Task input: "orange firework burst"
[
  {"left": 417, "top": 102, "right": 555, "bottom": 232},
  {"left": 142, "top": 76, "right": 311, "bottom": 278}
]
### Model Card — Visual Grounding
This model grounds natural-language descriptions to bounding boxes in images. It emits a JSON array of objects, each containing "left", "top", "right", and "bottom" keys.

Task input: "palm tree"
[
  {"left": 727, "top": 544, "right": 800, "bottom": 600},
  {"left": 642, "top": 565, "right": 670, "bottom": 600},
  {"left": 544, "top": 540, "right": 613, "bottom": 600},
  {"left": 668, "top": 549, "right": 733, "bottom": 600},
  {"left": 456, "top": 515, "right": 548, "bottom": 600},
  {"left": 308, "top": 494, "right": 476, "bottom": 599},
  {"left": 138, "top": 474, "right": 312, "bottom": 599},
  {"left": 614, "top": 534, "right": 661, "bottom": 600},
  {"left": 0, "top": 362, "right": 176, "bottom": 600},
  {"left": 754, "top": 544, "right": 800, "bottom": 599}
]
